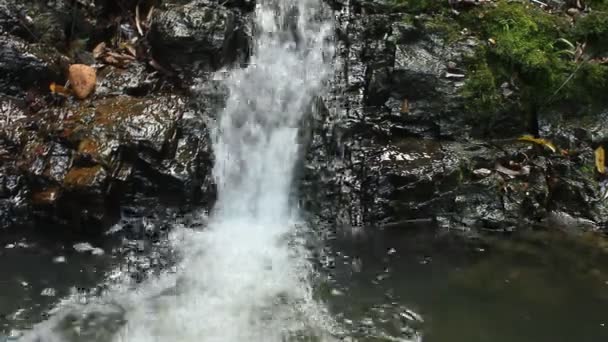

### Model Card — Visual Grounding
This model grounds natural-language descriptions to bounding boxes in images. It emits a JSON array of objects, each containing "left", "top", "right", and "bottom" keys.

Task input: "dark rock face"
[
  {"left": 1, "top": 0, "right": 607, "bottom": 237},
  {"left": 302, "top": 1, "right": 608, "bottom": 234},
  {"left": 0, "top": 35, "right": 65, "bottom": 96},
  {"left": 0, "top": 93, "right": 214, "bottom": 230},
  {"left": 0, "top": 0, "right": 258, "bottom": 231},
  {"left": 149, "top": 0, "right": 250, "bottom": 77}
]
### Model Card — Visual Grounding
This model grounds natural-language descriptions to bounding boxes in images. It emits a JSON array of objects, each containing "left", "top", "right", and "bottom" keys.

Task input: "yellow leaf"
[
  {"left": 595, "top": 146, "right": 605, "bottom": 174},
  {"left": 49, "top": 82, "right": 71, "bottom": 97},
  {"left": 517, "top": 135, "right": 557, "bottom": 153}
]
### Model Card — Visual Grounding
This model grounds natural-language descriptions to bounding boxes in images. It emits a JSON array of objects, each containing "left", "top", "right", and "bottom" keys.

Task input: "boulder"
[
  {"left": 0, "top": 93, "right": 214, "bottom": 230},
  {"left": 149, "top": 0, "right": 250, "bottom": 77},
  {"left": 68, "top": 64, "right": 97, "bottom": 99},
  {"left": 0, "top": 35, "right": 65, "bottom": 97},
  {"left": 302, "top": 1, "right": 608, "bottom": 234}
]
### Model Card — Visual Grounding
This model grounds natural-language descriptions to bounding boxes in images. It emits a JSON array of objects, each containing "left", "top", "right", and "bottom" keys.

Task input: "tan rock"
[{"left": 68, "top": 64, "right": 96, "bottom": 99}]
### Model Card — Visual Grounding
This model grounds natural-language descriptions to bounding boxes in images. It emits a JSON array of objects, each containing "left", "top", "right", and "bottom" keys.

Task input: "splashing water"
[
  {"left": 20, "top": 0, "right": 335, "bottom": 341},
  {"left": 113, "top": 0, "right": 335, "bottom": 340}
]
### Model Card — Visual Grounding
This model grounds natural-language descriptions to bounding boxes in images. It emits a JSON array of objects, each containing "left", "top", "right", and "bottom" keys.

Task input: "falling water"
[
  {"left": 20, "top": 0, "right": 335, "bottom": 341},
  {"left": 115, "top": 0, "right": 334, "bottom": 340}
]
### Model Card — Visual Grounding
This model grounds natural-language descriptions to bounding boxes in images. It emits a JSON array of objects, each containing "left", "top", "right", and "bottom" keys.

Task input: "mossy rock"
[{"left": 403, "top": 0, "right": 608, "bottom": 135}]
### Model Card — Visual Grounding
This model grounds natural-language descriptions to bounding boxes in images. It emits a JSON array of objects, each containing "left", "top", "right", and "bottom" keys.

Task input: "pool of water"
[
  {"left": 320, "top": 227, "right": 608, "bottom": 341},
  {"left": 2, "top": 222, "right": 608, "bottom": 341}
]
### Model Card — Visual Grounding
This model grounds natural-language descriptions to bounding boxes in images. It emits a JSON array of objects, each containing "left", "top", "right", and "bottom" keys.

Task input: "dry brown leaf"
[
  {"left": 124, "top": 44, "right": 137, "bottom": 58},
  {"left": 400, "top": 98, "right": 409, "bottom": 114},
  {"left": 595, "top": 146, "right": 606, "bottom": 174},
  {"left": 92, "top": 42, "right": 106, "bottom": 59},
  {"left": 103, "top": 55, "right": 119, "bottom": 65}
]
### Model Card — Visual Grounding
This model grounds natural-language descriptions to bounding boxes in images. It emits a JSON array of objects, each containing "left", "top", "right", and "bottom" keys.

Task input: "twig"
[
  {"left": 135, "top": 1, "right": 144, "bottom": 36},
  {"left": 146, "top": 6, "right": 155, "bottom": 26},
  {"left": 548, "top": 60, "right": 584, "bottom": 101}
]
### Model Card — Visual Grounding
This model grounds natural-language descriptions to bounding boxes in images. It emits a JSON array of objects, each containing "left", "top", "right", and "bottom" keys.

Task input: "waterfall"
[
  {"left": 117, "top": 0, "right": 334, "bottom": 340},
  {"left": 18, "top": 0, "right": 335, "bottom": 341}
]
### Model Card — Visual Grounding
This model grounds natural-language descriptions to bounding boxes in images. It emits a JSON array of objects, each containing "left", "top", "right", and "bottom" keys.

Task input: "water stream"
[
  {"left": 18, "top": 0, "right": 336, "bottom": 341},
  {"left": 112, "top": 0, "right": 335, "bottom": 340},
  {"left": 6, "top": 0, "right": 608, "bottom": 341}
]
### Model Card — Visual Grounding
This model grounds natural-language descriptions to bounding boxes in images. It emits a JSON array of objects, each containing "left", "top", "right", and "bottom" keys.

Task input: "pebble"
[{"left": 68, "top": 64, "right": 96, "bottom": 99}]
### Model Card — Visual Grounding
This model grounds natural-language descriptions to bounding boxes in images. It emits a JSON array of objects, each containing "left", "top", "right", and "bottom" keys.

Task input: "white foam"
[{"left": 21, "top": 1, "right": 336, "bottom": 341}]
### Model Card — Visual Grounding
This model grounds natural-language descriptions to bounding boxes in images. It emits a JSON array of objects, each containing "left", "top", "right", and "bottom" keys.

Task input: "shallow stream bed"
[{"left": 2, "top": 223, "right": 608, "bottom": 341}]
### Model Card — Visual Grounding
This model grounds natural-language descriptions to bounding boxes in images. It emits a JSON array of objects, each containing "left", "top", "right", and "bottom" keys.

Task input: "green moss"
[
  {"left": 423, "top": 13, "right": 464, "bottom": 42},
  {"left": 586, "top": 0, "right": 608, "bottom": 10},
  {"left": 461, "top": 55, "right": 503, "bottom": 115},
  {"left": 470, "top": 2, "right": 569, "bottom": 94},
  {"left": 393, "top": 0, "right": 608, "bottom": 131},
  {"left": 457, "top": 2, "right": 608, "bottom": 124},
  {"left": 574, "top": 11, "right": 608, "bottom": 50},
  {"left": 565, "top": 62, "right": 608, "bottom": 105}
]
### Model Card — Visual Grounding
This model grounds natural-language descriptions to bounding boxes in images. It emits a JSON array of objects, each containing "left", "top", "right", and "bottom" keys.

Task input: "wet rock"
[
  {"left": 0, "top": 99, "right": 30, "bottom": 228},
  {"left": 0, "top": 35, "right": 65, "bottom": 97},
  {"left": 96, "top": 63, "right": 158, "bottom": 97},
  {"left": 149, "top": 0, "right": 250, "bottom": 77},
  {"left": 0, "top": 91, "right": 214, "bottom": 230},
  {"left": 68, "top": 64, "right": 97, "bottom": 99},
  {"left": 303, "top": 3, "right": 608, "bottom": 233}
]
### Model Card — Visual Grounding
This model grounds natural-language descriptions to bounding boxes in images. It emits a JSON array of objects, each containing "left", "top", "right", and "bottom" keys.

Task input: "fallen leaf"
[
  {"left": 595, "top": 146, "right": 605, "bottom": 174},
  {"left": 49, "top": 82, "right": 71, "bottom": 96},
  {"left": 517, "top": 134, "right": 557, "bottom": 153},
  {"left": 496, "top": 162, "right": 530, "bottom": 177},
  {"left": 92, "top": 42, "right": 106, "bottom": 59},
  {"left": 400, "top": 98, "right": 409, "bottom": 113},
  {"left": 124, "top": 43, "right": 137, "bottom": 58},
  {"left": 103, "top": 55, "right": 119, "bottom": 65}
]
